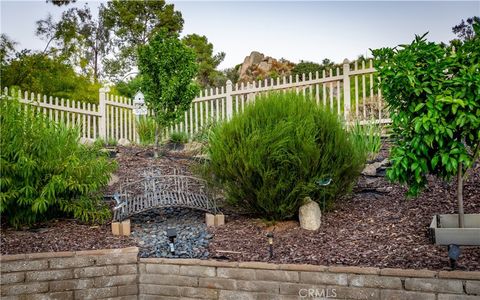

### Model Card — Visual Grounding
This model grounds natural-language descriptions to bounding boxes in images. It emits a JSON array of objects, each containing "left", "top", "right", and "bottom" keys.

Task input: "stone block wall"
[
  {"left": 1, "top": 248, "right": 479, "bottom": 299},
  {"left": 138, "top": 259, "right": 480, "bottom": 300},
  {"left": 0, "top": 247, "right": 138, "bottom": 299}
]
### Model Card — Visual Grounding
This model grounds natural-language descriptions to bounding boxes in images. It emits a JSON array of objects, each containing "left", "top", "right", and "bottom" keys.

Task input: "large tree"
[
  {"left": 36, "top": 5, "right": 110, "bottom": 82},
  {"left": 182, "top": 34, "right": 225, "bottom": 88},
  {"left": 102, "top": 0, "right": 184, "bottom": 81},
  {"left": 138, "top": 30, "right": 199, "bottom": 158}
]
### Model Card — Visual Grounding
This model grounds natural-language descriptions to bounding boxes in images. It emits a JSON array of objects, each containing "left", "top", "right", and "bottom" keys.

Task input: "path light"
[
  {"left": 316, "top": 178, "right": 332, "bottom": 211},
  {"left": 267, "top": 232, "right": 274, "bottom": 259},
  {"left": 167, "top": 228, "right": 177, "bottom": 255},
  {"left": 448, "top": 244, "right": 461, "bottom": 269}
]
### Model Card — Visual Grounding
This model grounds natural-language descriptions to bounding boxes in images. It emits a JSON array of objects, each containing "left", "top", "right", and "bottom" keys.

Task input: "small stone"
[
  {"left": 118, "top": 138, "right": 131, "bottom": 146},
  {"left": 299, "top": 197, "right": 322, "bottom": 231}
]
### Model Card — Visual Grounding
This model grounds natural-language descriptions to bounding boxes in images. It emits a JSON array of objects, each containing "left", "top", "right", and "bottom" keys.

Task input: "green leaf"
[
  {"left": 414, "top": 103, "right": 425, "bottom": 112},
  {"left": 431, "top": 156, "right": 439, "bottom": 168}
]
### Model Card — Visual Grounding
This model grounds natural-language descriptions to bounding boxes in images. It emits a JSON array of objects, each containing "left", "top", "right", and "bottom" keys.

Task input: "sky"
[{"left": 1, "top": 1, "right": 479, "bottom": 69}]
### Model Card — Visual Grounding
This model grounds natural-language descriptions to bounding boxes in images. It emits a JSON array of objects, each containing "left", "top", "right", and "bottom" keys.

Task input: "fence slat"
[{"left": 7, "top": 58, "right": 385, "bottom": 144}]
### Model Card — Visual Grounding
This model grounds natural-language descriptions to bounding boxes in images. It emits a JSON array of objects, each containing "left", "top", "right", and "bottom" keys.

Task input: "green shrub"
[
  {"left": 136, "top": 116, "right": 156, "bottom": 146},
  {"left": 0, "top": 98, "right": 116, "bottom": 228},
  {"left": 192, "top": 119, "right": 218, "bottom": 144},
  {"left": 169, "top": 131, "right": 188, "bottom": 144},
  {"left": 349, "top": 122, "right": 382, "bottom": 160},
  {"left": 93, "top": 138, "right": 118, "bottom": 148},
  {"left": 201, "top": 92, "right": 367, "bottom": 220}
]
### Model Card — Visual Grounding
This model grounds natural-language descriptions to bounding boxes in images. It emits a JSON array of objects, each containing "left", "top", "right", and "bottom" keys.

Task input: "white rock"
[
  {"left": 118, "top": 138, "right": 131, "bottom": 146},
  {"left": 299, "top": 197, "right": 321, "bottom": 231},
  {"left": 108, "top": 174, "right": 119, "bottom": 187},
  {"left": 79, "top": 137, "right": 94, "bottom": 145}
]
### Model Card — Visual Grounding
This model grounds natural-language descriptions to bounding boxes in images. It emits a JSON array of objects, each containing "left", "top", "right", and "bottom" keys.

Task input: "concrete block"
[
  {"left": 215, "top": 214, "right": 225, "bottom": 226},
  {"left": 405, "top": 278, "right": 463, "bottom": 294},
  {"left": 380, "top": 289, "right": 435, "bottom": 300},
  {"left": 112, "top": 222, "right": 121, "bottom": 235},
  {"left": 205, "top": 213, "right": 215, "bottom": 226},
  {"left": 120, "top": 219, "right": 131, "bottom": 236}
]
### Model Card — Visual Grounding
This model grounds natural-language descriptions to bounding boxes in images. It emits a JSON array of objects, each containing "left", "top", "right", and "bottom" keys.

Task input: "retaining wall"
[
  {"left": 1, "top": 247, "right": 479, "bottom": 299},
  {"left": 0, "top": 247, "right": 138, "bottom": 300}
]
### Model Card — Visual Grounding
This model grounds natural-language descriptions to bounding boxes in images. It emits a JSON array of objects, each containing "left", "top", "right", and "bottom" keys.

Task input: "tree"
[
  {"left": 1, "top": 51, "right": 100, "bottom": 103},
  {"left": 292, "top": 59, "right": 337, "bottom": 79},
  {"left": 138, "top": 30, "right": 199, "bottom": 158},
  {"left": 113, "top": 75, "right": 143, "bottom": 99},
  {"left": 46, "top": 0, "right": 75, "bottom": 6},
  {"left": 292, "top": 60, "right": 322, "bottom": 78},
  {"left": 182, "top": 34, "right": 225, "bottom": 88},
  {"left": 452, "top": 16, "right": 479, "bottom": 41},
  {"left": 36, "top": 5, "right": 110, "bottom": 82},
  {"left": 372, "top": 22, "right": 480, "bottom": 227},
  {"left": 0, "top": 34, "right": 17, "bottom": 65},
  {"left": 102, "top": 0, "right": 184, "bottom": 81}
]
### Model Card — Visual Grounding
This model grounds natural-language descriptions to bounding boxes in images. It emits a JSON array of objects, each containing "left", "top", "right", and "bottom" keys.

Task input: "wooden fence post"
[
  {"left": 226, "top": 80, "right": 233, "bottom": 119},
  {"left": 99, "top": 86, "right": 109, "bottom": 140},
  {"left": 342, "top": 58, "right": 351, "bottom": 121}
]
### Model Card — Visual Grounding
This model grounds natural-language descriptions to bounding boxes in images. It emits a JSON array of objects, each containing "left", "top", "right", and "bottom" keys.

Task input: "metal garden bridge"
[{"left": 112, "top": 170, "right": 219, "bottom": 222}]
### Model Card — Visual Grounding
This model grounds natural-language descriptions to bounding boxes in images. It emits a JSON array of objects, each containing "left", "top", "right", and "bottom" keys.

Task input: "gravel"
[{"left": 130, "top": 207, "right": 211, "bottom": 259}]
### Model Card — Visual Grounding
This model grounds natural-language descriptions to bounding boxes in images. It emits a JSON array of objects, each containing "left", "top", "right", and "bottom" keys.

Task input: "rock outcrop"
[{"left": 238, "top": 51, "right": 295, "bottom": 83}]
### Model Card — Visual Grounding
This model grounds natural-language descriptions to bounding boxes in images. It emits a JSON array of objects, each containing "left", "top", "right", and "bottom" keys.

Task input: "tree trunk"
[
  {"left": 93, "top": 50, "right": 98, "bottom": 83},
  {"left": 457, "top": 162, "right": 465, "bottom": 228},
  {"left": 154, "top": 124, "right": 159, "bottom": 159}
]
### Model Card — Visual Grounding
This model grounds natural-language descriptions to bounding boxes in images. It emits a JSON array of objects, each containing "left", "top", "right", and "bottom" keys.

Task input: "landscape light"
[
  {"left": 448, "top": 244, "right": 461, "bottom": 269},
  {"left": 167, "top": 228, "right": 177, "bottom": 255},
  {"left": 316, "top": 178, "right": 333, "bottom": 211},
  {"left": 267, "top": 232, "right": 274, "bottom": 259}
]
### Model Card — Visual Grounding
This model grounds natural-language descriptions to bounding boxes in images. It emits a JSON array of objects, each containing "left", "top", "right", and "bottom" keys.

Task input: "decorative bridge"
[{"left": 112, "top": 170, "right": 219, "bottom": 222}]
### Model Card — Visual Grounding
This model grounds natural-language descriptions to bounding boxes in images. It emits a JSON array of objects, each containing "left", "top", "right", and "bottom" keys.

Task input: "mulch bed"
[
  {"left": 1, "top": 143, "right": 479, "bottom": 271},
  {"left": 0, "top": 219, "right": 135, "bottom": 255},
  {"left": 209, "top": 148, "right": 480, "bottom": 270}
]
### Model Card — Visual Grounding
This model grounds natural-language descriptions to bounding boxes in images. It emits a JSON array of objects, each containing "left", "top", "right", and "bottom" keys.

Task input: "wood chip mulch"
[
  {"left": 2, "top": 144, "right": 479, "bottom": 272},
  {"left": 208, "top": 162, "right": 480, "bottom": 271},
  {"left": 0, "top": 219, "right": 135, "bottom": 255}
]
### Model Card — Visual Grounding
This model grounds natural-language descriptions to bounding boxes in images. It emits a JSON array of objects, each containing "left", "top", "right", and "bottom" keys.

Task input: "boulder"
[
  {"left": 299, "top": 197, "right": 321, "bottom": 231},
  {"left": 361, "top": 158, "right": 389, "bottom": 176},
  {"left": 118, "top": 138, "right": 131, "bottom": 146},
  {"left": 79, "top": 137, "right": 94, "bottom": 145},
  {"left": 237, "top": 51, "right": 295, "bottom": 83},
  {"left": 108, "top": 174, "right": 119, "bottom": 187}
]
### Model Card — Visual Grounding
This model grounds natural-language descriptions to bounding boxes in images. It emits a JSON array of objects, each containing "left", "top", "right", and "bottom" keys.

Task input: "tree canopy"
[
  {"left": 1, "top": 51, "right": 100, "bottom": 103},
  {"left": 36, "top": 5, "right": 110, "bottom": 82},
  {"left": 138, "top": 30, "right": 199, "bottom": 128},
  {"left": 102, "top": 0, "right": 184, "bottom": 81},
  {"left": 182, "top": 34, "right": 225, "bottom": 88}
]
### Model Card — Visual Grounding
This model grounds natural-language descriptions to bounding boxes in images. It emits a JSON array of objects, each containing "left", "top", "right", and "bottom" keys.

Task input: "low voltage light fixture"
[
  {"left": 267, "top": 232, "right": 274, "bottom": 259},
  {"left": 316, "top": 178, "right": 332, "bottom": 211},
  {"left": 448, "top": 244, "right": 461, "bottom": 270},
  {"left": 167, "top": 227, "right": 177, "bottom": 255}
]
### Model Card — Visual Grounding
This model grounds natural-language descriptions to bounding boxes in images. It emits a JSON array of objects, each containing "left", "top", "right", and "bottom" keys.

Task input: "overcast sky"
[{"left": 1, "top": 1, "right": 479, "bottom": 69}]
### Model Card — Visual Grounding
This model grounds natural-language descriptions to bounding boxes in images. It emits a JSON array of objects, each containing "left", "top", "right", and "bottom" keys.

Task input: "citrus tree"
[
  {"left": 137, "top": 29, "right": 198, "bottom": 157},
  {"left": 372, "top": 22, "right": 480, "bottom": 227}
]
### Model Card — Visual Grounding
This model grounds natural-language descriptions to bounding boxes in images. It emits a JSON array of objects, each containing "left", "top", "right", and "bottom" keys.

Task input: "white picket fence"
[{"left": 2, "top": 58, "right": 389, "bottom": 143}]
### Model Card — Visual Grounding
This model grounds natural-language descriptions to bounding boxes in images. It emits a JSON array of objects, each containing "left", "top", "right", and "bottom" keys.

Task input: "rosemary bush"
[{"left": 202, "top": 92, "right": 366, "bottom": 220}]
